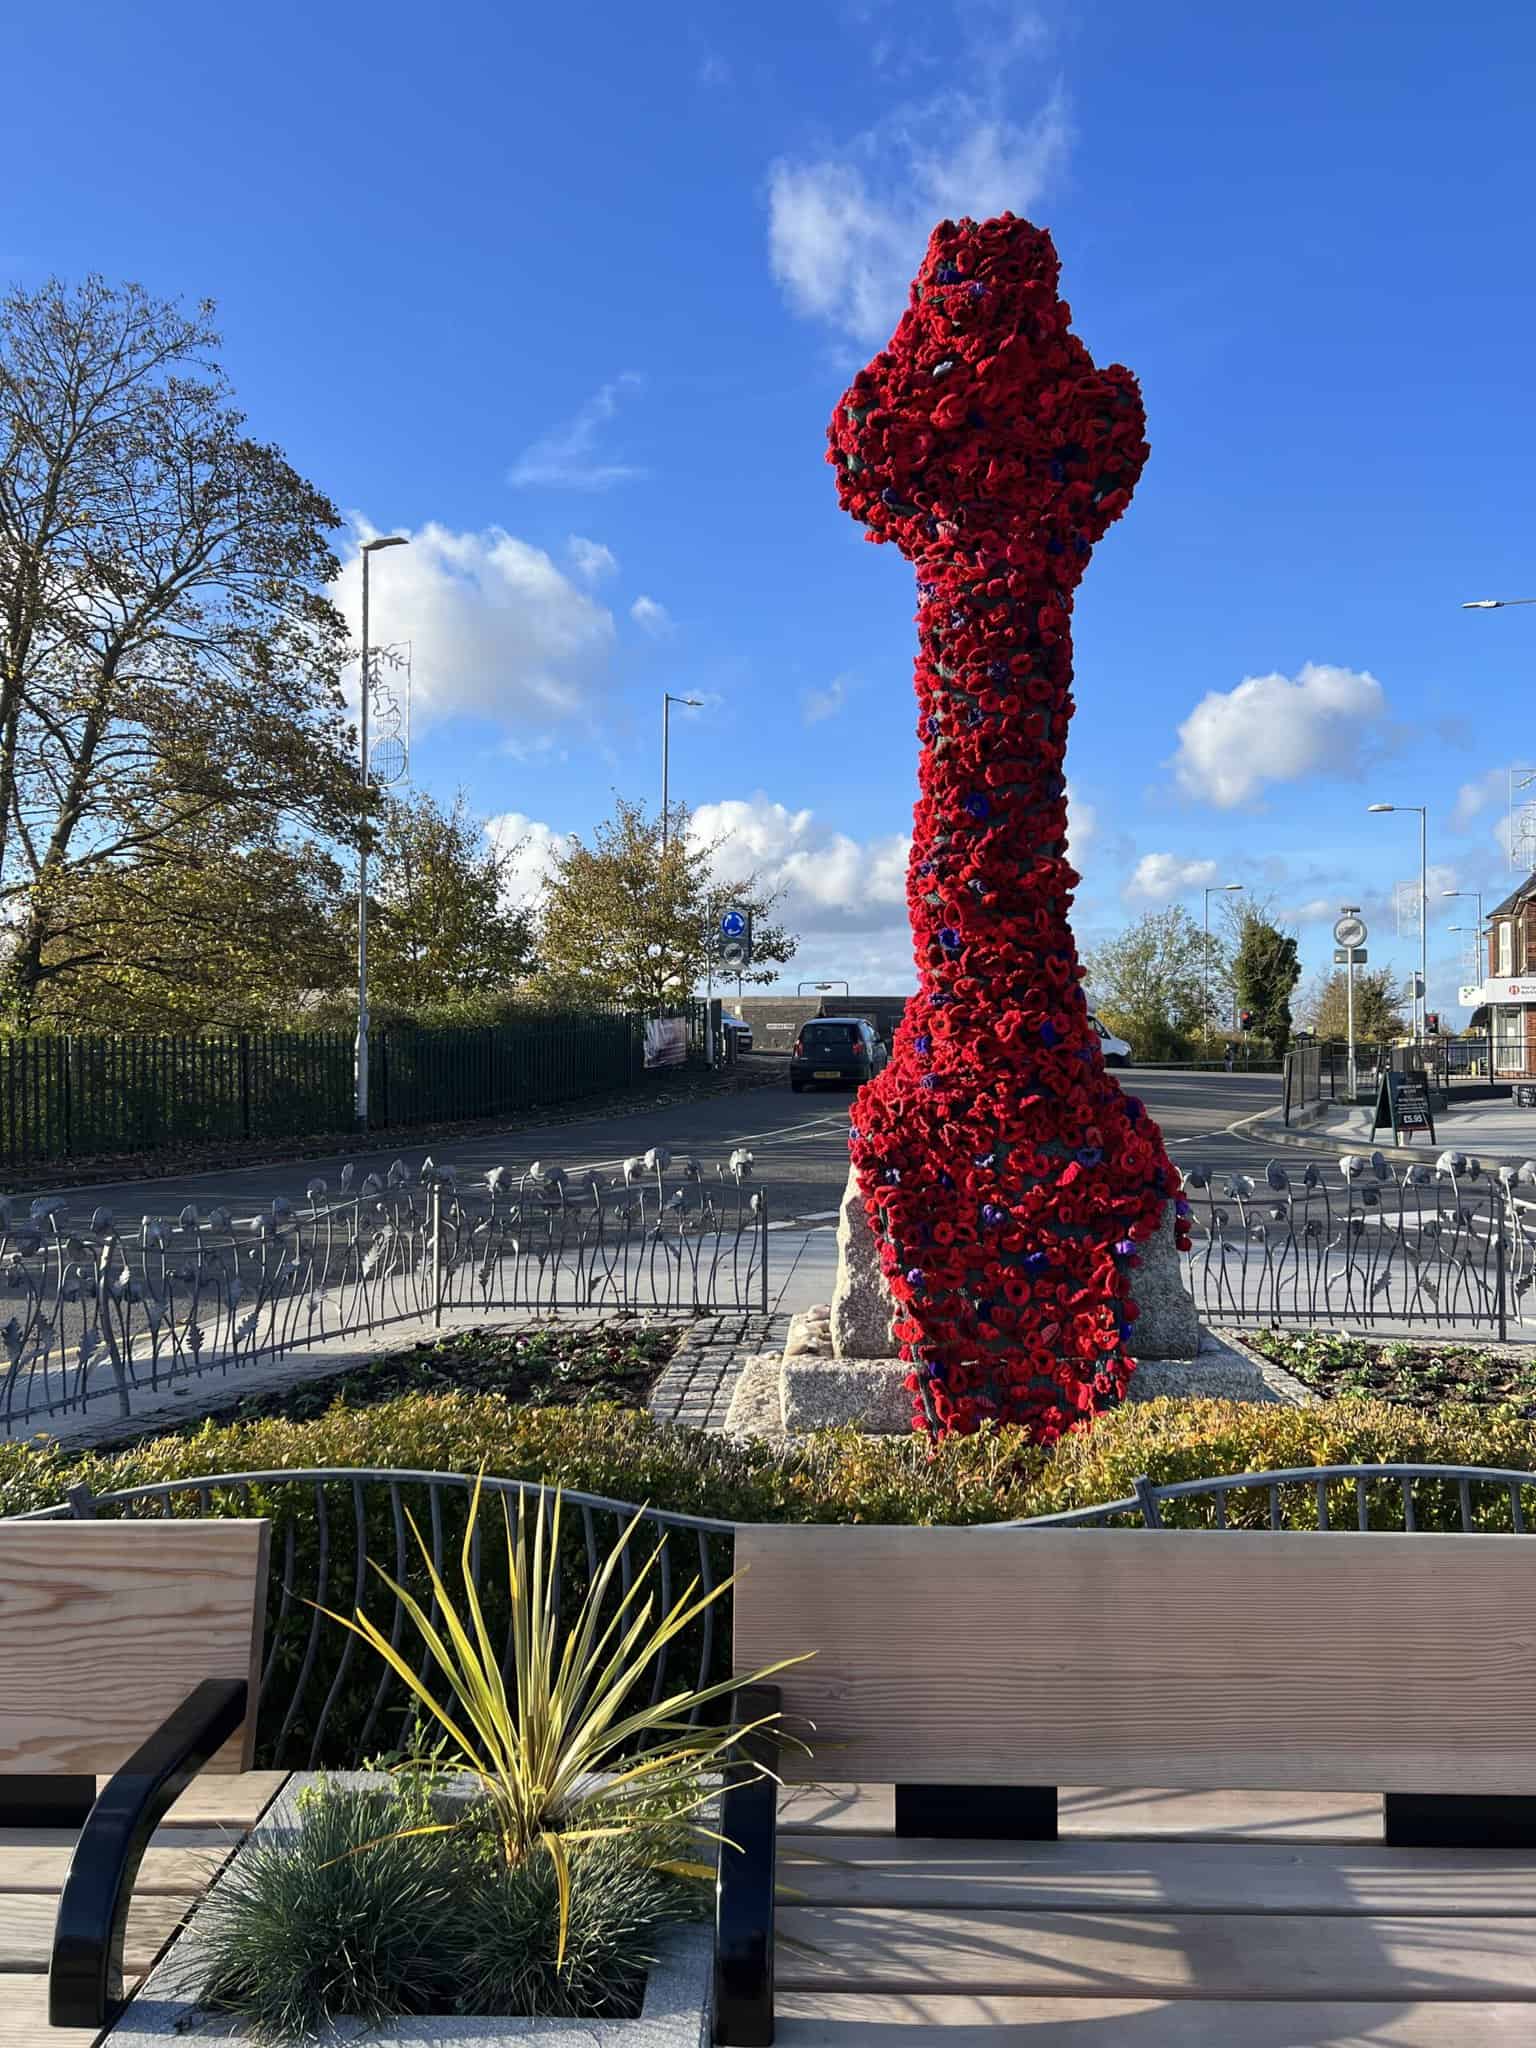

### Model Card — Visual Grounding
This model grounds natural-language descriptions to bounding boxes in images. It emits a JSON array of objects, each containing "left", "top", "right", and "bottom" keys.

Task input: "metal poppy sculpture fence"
[
  {"left": 0, "top": 1149, "right": 767, "bottom": 1438},
  {"left": 1180, "top": 1151, "right": 1536, "bottom": 1336}
]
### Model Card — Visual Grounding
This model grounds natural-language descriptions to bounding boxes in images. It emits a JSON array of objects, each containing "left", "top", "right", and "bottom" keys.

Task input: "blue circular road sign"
[{"left": 720, "top": 910, "right": 747, "bottom": 938}]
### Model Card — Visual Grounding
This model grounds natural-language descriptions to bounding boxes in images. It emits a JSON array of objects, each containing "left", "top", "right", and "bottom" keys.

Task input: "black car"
[{"left": 790, "top": 1017, "right": 888, "bottom": 1092}]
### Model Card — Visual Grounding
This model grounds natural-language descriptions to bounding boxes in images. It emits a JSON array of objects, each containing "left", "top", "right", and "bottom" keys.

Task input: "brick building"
[{"left": 1476, "top": 880, "right": 1536, "bottom": 1078}]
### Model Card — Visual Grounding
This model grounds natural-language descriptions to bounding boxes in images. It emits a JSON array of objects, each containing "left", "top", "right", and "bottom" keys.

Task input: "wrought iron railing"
[
  {"left": 0, "top": 1150, "right": 768, "bottom": 1438},
  {"left": 1019, "top": 1462, "right": 1536, "bottom": 1532},
  {"left": 0, "top": 1006, "right": 728, "bottom": 1168},
  {"left": 1180, "top": 1151, "right": 1536, "bottom": 1333}
]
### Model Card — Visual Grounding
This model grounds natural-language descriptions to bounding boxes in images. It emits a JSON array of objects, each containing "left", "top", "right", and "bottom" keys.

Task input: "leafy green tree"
[
  {"left": 1085, "top": 906, "right": 1208, "bottom": 1060},
  {"left": 531, "top": 797, "right": 796, "bottom": 1010},
  {"left": 366, "top": 790, "right": 536, "bottom": 1017},
  {"left": 0, "top": 276, "right": 363, "bottom": 1026},
  {"left": 1231, "top": 907, "right": 1301, "bottom": 1054},
  {"left": 1302, "top": 965, "right": 1409, "bottom": 1042}
]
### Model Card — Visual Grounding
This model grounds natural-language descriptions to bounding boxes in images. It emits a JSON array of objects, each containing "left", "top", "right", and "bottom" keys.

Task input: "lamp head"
[
  {"left": 363, "top": 535, "right": 410, "bottom": 554},
  {"left": 1367, "top": 803, "right": 1395, "bottom": 814}
]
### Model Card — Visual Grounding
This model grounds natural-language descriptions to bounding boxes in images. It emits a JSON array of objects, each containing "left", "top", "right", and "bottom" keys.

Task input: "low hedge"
[
  {"left": 7, "top": 1390, "right": 1536, "bottom": 1528},
  {"left": 1032, "top": 1398, "right": 1536, "bottom": 1528}
]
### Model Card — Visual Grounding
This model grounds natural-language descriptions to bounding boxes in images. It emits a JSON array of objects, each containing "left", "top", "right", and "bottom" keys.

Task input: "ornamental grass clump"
[
  {"left": 190, "top": 1779, "right": 464, "bottom": 2035},
  {"left": 191, "top": 1779, "right": 704, "bottom": 2036},
  {"left": 320, "top": 1473, "right": 801, "bottom": 1959}
]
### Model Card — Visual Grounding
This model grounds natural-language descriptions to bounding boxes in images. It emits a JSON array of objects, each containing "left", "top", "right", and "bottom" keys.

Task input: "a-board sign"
[{"left": 1371, "top": 1067, "right": 1437, "bottom": 1144}]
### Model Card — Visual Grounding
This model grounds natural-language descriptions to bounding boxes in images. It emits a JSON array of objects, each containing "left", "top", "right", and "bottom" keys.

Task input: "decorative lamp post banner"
[{"left": 827, "top": 212, "right": 1186, "bottom": 1440}]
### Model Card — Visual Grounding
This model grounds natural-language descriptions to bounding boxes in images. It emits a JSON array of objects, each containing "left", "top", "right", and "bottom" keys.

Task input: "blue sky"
[{"left": 10, "top": 0, "right": 1536, "bottom": 1010}]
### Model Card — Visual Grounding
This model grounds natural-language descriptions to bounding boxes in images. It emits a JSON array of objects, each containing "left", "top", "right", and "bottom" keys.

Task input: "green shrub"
[
  {"left": 190, "top": 1776, "right": 702, "bottom": 2033},
  {"left": 1030, "top": 1397, "right": 1536, "bottom": 1530}
]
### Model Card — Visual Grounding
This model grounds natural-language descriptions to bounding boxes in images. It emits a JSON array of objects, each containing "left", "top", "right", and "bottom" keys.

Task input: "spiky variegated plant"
[{"left": 320, "top": 1475, "right": 800, "bottom": 1959}]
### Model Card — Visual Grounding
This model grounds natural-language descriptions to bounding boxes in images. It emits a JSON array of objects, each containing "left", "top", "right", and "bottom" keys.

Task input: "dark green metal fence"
[{"left": 0, "top": 1005, "right": 717, "bottom": 1167}]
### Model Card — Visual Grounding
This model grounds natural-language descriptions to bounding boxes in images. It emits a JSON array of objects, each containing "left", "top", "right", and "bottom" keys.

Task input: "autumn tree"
[
  {"left": 0, "top": 277, "right": 363, "bottom": 1026},
  {"left": 15, "top": 797, "right": 347, "bottom": 1032},
  {"left": 531, "top": 797, "right": 796, "bottom": 1009},
  {"left": 1302, "top": 964, "right": 1410, "bottom": 1042},
  {"left": 365, "top": 790, "right": 535, "bottom": 1017}
]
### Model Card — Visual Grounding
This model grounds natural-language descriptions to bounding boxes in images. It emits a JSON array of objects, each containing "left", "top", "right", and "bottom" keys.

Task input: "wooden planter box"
[{"left": 106, "top": 1775, "right": 715, "bottom": 2048}]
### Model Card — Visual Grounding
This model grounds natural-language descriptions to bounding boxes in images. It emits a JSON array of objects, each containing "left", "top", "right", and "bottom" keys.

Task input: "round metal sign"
[
  {"left": 1333, "top": 913, "right": 1367, "bottom": 949},
  {"left": 720, "top": 909, "right": 747, "bottom": 939}
]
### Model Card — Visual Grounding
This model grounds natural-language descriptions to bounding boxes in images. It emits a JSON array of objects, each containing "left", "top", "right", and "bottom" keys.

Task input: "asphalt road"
[{"left": 10, "top": 1062, "right": 1291, "bottom": 1225}]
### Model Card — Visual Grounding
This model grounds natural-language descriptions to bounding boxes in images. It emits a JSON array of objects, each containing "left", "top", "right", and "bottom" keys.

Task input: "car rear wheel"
[{"left": 791, "top": 1076, "right": 806, "bottom": 1093}]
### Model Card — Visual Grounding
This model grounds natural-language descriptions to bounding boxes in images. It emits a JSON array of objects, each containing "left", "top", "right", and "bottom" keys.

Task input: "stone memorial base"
[
  {"left": 721, "top": 1167, "right": 1309, "bottom": 1440},
  {"left": 827, "top": 1163, "right": 1199, "bottom": 1362}
]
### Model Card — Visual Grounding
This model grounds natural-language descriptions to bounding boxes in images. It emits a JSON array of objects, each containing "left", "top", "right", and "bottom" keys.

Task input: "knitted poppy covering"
[{"left": 827, "top": 213, "right": 1190, "bottom": 1439}]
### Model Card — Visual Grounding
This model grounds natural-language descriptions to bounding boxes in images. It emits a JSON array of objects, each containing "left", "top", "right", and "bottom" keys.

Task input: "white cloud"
[
  {"left": 689, "top": 794, "right": 910, "bottom": 936},
  {"left": 802, "top": 675, "right": 852, "bottom": 724},
  {"left": 768, "top": 85, "right": 1069, "bottom": 343},
  {"left": 1173, "top": 662, "right": 1389, "bottom": 809},
  {"left": 508, "top": 375, "right": 646, "bottom": 490},
  {"left": 1123, "top": 852, "right": 1220, "bottom": 904},
  {"left": 567, "top": 536, "right": 617, "bottom": 583},
  {"left": 483, "top": 811, "right": 569, "bottom": 909},
  {"left": 1452, "top": 769, "right": 1505, "bottom": 832},
  {"left": 1280, "top": 896, "right": 1336, "bottom": 926},
  {"left": 630, "top": 595, "right": 673, "bottom": 636},
  {"left": 335, "top": 521, "right": 615, "bottom": 728}
]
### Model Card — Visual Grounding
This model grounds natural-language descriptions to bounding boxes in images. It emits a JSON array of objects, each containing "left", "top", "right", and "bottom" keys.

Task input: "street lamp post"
[
  {"left": 1201, "top": 883, "right": 1243, "bottom": 1054},
  {"left": 1368, "top": 802, "right": 1428, "bottom": 1044},
  {"left": 356, "top": 536, "right": 410, "bottom": 1130},
  {"left": 660, "top": 693, "right": 703, "bottom": 855}
]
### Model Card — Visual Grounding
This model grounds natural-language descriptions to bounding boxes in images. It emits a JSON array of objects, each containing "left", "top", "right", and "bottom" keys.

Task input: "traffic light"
[
  {"left": 1425, "top": 1011, "right": 1441, "bottom": 1036},
  {"left": 1239, "top": 1009, "right": 1254, "bottom": 1032}
]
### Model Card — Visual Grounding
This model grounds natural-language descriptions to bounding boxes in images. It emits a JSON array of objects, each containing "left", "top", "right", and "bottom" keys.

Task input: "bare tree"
[{"left": 0, "top": 277, "right": 363, "bottom": 1022}]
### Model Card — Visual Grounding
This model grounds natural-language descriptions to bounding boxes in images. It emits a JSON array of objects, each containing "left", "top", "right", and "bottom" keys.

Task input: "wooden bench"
[
  {"left": 716, "top": 1525, "right": 1536, "bottom": 2046},
  {"left": 0, "top": 1520, "right": 270, "bottom": 2039}
]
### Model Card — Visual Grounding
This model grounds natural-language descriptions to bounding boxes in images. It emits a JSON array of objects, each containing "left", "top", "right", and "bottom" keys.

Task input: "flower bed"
[
  {"left": 1241, "top": 1330, "right": 1536, "bottom": 1414},
  {"left": 169, "top": 1324, "right": 681, "bottom": 1432}
]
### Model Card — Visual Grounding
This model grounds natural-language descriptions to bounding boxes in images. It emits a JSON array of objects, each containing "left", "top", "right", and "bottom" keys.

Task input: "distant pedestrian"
[{"left": 1223, "top": 1043, "right": 1235, "bottom": 1073}]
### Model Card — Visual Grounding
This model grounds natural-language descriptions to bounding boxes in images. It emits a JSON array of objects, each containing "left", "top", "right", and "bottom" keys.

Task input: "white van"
[{"left": 1088, "top": 1014, "right": 1132, "bottom": 1067}]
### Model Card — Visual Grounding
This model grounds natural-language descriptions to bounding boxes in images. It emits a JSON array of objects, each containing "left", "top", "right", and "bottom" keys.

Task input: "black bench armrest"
[
  {"left": 49, "top": 1677, "right": 249, "bottom": 2028},
  {"left": 714, "top": 1682, "right": 782, "bottom": 2047}
]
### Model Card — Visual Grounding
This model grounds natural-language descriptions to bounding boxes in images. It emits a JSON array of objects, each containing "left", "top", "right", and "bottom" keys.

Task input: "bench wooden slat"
[
  {"left": 781, "top": 1836, "right": 1536, "bottom": 1914},
  {"left": 0, "top": 1522, "right": 269, "bottom": 1775},
  {"left": 0, "top": 1976, "right": 109, "bottom": 2048},
  {"left": 736, "top": 1526, "right": 1536, "bottom": 1793},
  {"left": 0, "top": 1890, "right": 196, "bottom": 1972},
  {"left": 151, "top": 1770, "right": 289, "bottom": 1829},
  {"left": 0, "top": 1829, "right": 231, "bottom": 1892},
  {"left": 774, "top": 1906, "right": 1536, "bottom": 1999},
  {"left": 778, "top": 1784, "right": 1383, "bottom": 1841},
  {"left": 774, "top": 1991, "right": 1536, "bottom": 2045}
]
